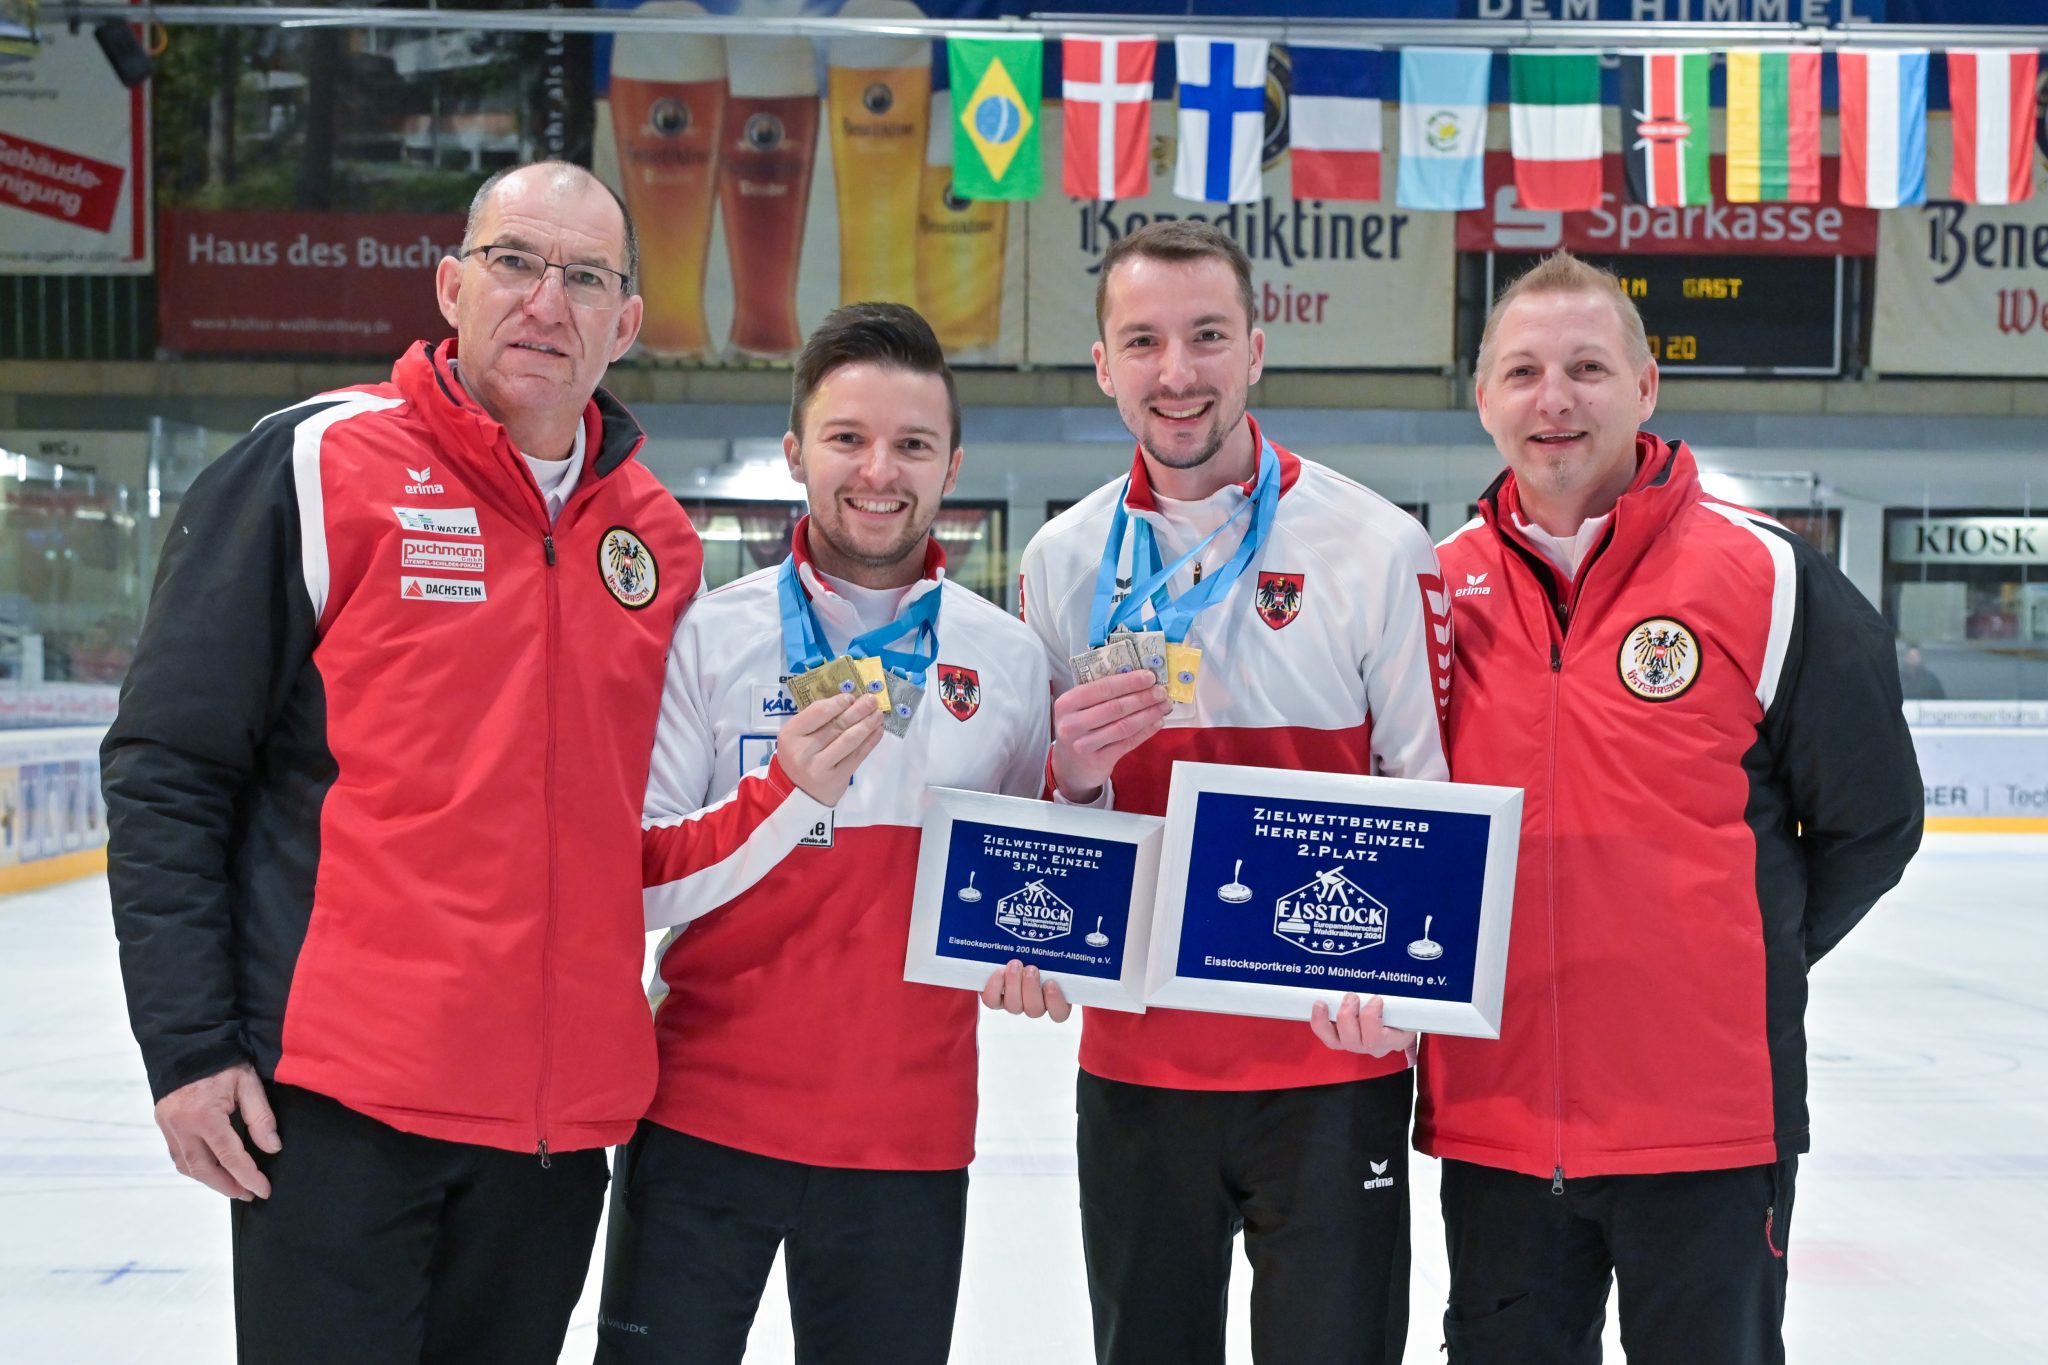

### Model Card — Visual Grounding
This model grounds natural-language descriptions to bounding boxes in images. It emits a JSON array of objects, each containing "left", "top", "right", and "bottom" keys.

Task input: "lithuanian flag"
[{"left": 1725, "top": 48, "right": 1821, "bottom": 203}]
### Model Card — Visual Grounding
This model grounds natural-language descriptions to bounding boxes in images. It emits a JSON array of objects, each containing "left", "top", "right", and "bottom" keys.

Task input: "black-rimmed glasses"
[{"left": 461, "top": 244, "right": 628, "bottom": 306}]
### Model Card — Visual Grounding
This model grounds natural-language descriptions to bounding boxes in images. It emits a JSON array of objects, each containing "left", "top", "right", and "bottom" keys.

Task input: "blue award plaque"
[
  {"left": 1147, "top": 763, "right": 1522, "bottom": 1037},
  {"left": 906, "top": 788, "right": 1164, "bottom": 1012}
]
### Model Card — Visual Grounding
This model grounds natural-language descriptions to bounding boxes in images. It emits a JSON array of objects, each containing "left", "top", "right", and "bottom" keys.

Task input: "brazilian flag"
[{"left": 948, "top": 36, "right": 1043, "bottom": 200}]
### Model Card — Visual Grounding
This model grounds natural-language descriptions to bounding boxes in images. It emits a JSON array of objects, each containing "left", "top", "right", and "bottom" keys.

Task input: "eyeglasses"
[{"left": 461, "top": 244, "right": 628, "bottom": 306}]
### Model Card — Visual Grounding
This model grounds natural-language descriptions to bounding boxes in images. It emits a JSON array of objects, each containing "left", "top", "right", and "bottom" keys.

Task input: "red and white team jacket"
[
  {"left": 1018, "top": 419, "right": 1453, "bottom": 1091},
  {"left": 1417, "top": 435, "right": 1921, "bottom": 1179},
  {"left": 640, "top": 524, "right": 1051, "bottom": 1170},
  {"left": 104, "top": 339, "right": 701, "bottom": 1155}
]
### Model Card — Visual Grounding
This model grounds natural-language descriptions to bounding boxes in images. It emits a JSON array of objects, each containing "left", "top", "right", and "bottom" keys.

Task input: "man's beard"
[{"left": 813, "top": 501, "right": 933, "bottom": 572}]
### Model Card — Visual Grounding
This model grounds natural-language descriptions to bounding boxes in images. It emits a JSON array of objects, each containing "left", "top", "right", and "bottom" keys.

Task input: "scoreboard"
[{"left": 1487, "top": 253, "right": 1844, "bottom": 376}]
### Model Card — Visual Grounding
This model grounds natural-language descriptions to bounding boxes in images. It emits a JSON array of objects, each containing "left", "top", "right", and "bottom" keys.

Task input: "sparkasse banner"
[
  {"left": 1458, "top": 152, "right": 1878, "bottom": 256},
  {"left": 1872, "top": 122, "right": 2048, "bottom": 376},
  {"left": 0, "top": 15, "right": 151, "bottom": 274}
]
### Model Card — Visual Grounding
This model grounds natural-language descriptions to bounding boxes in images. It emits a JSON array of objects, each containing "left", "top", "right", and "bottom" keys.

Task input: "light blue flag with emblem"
[{"left": 1397, "top": 47, "right": 1492, "bottom": 211}]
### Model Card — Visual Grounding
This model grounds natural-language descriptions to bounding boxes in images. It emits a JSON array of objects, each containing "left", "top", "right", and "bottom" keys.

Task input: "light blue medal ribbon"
[
  {"left": 777, "top": 556, "right": 944, "bottom": 718},
  {"left": 1087, "top": 439, "right": 1282, "bottom": 649}
]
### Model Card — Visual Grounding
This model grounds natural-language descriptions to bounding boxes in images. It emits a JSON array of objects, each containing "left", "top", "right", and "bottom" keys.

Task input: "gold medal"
[
  {"left": 1164, "top": 642, "right": 1201, "bottom": 703},
  {"left": 850, "top": 655, "right": 890, "bottom": 712}
]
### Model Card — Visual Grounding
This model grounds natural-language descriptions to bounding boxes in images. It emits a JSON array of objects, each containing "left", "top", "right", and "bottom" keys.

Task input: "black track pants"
[
  {"left": 1077, "top": 1068, "right": 1415, "bottom": 1365},
  {"left": 1438, "top": 1156, "right": 1798, "bottom": 1365},
  {"left": 230, "top": 1083, "right": 608, "bottom": 1365},
  {"left": 595, "top": 1122, "right": 969, "bottom": 1365}
]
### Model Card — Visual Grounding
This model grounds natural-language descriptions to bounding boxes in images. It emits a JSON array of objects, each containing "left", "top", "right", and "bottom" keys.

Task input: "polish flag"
[
  {"left": 1061, "top": 36, "right": 1155, "bottom": 201},
  {"left": 1948, "top": 48, "right": 2038, "bottom": 205}
]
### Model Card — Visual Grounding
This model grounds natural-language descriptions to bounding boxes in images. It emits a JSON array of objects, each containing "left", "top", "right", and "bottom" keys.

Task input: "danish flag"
[{"left": 1061, "top": 36, "right": 1155, "bottom": 201}]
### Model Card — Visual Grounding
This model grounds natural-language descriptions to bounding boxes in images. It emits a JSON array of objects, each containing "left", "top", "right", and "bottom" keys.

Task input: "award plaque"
[
  {"left": 906, "top": 788, "right": 1165, "bottom": 1012},
  {"left": 1147, "top": 763, "right": 1522, "bottom": 1038}
]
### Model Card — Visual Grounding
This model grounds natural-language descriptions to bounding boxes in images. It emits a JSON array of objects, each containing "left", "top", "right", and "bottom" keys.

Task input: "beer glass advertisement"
[
  {"left": 906, "top": 787, "right": 1163, "bottom": 1012},
  {"left": 1149, "top": 763, "right": 1520, "bottom": 1038},
  {"left": 593, "top": 0, "right": 1029, "bottom": 365}
]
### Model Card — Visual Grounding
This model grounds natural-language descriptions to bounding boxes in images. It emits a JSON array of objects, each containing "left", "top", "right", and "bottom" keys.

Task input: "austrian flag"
[
  {"left": 1948, "top": 48, "right": 2039, "bottom": 205},
  {"left": 1288, "top": 45, "right": 1385, "bottom": 203},
  {"left": 1061, "top": 36, "right": 1155, "bottom": 201},
  {"left": 1509, "top": 51, "right": 1603, "bottom": 212}
]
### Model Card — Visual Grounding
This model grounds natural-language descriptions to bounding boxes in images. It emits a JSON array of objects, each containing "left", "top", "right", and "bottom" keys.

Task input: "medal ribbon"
[
  {"left": 777, "top": 556, "right": 943, "bottom": 683},
  {"left": 1087, "top": 439, "right": 1281, "bottom": 647}
]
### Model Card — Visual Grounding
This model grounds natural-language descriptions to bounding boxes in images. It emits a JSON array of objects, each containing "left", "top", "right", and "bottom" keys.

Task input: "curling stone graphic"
[
  {"left": 1407, "top": 915, "right": 1443, "bottom": 961},
  {"left": 1086, "top": 915, "right": 1110, "bottom": 948},
  {"left": 1217, "top": 859, "right": 1252, "bottom": 904},
  {"left": 957, "top": 870, "right": 982, "bottom": 903}
]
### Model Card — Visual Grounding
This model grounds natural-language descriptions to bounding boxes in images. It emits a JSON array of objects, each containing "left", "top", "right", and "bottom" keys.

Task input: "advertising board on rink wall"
[
  {"left": 0, "top": 17, "right": 151, "bottom": 274},
  {"left": 1872, "top": 128, "right": 2048, "bottom": 377},
  {"left": 1026, "top": 104, "right": 1453, "bottom": 370}
]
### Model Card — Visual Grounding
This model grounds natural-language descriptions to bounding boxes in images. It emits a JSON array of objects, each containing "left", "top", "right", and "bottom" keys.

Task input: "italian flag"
[
  {"left": 1510, "top": 51, "right": 1603, "bottom": 211},
  {"left": 1725, "top": 48, "right": 1821, "bottom": 203}
]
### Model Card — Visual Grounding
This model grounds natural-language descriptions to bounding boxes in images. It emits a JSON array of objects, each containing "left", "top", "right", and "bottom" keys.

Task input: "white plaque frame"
[
  {"left": 906, "top": 788, "right": 1164, "bottom": 1012},
  {"left": 1146, "top": 763, "right": 1522, "bottom": 1038}
]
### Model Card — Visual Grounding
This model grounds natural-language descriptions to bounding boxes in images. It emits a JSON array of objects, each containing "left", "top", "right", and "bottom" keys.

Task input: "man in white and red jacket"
[
  {"left": 103, "top": 163, "right": 702, "bottom": 1363},
  {"left": 1020, "top": 221, "right": 1451, "bottom": 1365},
  {"left": 596, "top": 303, "right": 1056, "bottom": 1365},
  {"left": 1420, "top": 251, "right": 1922, "bottom": 1365}
]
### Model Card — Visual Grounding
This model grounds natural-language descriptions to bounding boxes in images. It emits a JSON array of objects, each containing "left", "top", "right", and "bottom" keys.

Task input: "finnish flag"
[{"left": 1174, "top": 36, "right": 1270, "bottom": 204}]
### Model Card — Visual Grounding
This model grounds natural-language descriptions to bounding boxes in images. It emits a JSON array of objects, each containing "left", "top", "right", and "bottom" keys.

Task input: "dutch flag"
[{"left": 1837, "top": 49, "right": 1927, "bottom": 209}]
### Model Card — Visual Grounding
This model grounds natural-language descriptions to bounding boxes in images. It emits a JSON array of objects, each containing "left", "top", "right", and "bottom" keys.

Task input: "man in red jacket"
[
  {"left": 103, "top": 162, "right": 701, "bottom": 1363},
  {"left": 1417, "top": 251, "right": 1921, "bottom": 1364}
]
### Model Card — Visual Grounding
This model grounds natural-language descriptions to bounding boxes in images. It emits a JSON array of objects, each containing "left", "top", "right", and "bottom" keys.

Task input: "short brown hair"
[
  {"left": 1475, "top": 250, "right": 1653, "bottom": 379},
  {"left": 790, "top": 302, "right": 961, "bottom": 451},
  {"left": 1094, "top": 220, "right": 1257, "bottom": 338}
]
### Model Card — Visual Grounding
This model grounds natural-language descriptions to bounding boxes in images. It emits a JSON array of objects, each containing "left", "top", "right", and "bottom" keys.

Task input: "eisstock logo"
[
  {"left": 994, "top": 879, "right": 1075, "bottom": 944},
  {"left": 1273, "top": 866, "right": 1389, "bottom": 958}
]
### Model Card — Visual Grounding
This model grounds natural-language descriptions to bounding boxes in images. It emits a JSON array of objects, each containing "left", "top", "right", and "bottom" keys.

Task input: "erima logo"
[
  {"left": 1455, "top": 572, "right": 1491, "bottom": 599},
  {"left": 404, "top": 466, "right": 445, "bottom": 495},
  {"left": 1363, "top": 1159, "right": 1395, "bottom": 1191}
]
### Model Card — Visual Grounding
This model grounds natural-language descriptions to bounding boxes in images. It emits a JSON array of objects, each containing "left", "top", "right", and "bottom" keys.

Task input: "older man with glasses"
[{"left": 102, "top": 161, "right": 702, "bottom": 1365}]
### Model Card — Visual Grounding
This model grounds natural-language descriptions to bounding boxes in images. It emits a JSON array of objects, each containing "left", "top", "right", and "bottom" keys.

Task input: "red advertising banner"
[
  {"left": 1457, "top": 151, "right": 1879, "bottom": 257},
  {"left": 158, "top": 210, "right": 465, "bottom": 355},
  {"left": 0, "top": 132, "right": 124, "bottom": 234}
]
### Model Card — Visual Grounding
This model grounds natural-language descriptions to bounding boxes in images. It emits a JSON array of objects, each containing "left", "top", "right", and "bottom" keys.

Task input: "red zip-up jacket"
[
  {"left": 104, "top": 339, "right": 701, "bottom": 1155},
  {"left": 1416, "top": 434, "right": 1920, "bottom": 1180}
]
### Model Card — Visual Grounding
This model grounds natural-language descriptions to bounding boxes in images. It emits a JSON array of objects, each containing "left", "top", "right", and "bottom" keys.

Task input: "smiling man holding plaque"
[
  {"left": 1018, "top": 220, "right": 1453, "bottom": 1365},
  {"left": 1422, "top": 251, "right": 1922, "bottom": 1364},
  {"left": 596, "top": 303, "right": 1057, "bottom": 1365}
]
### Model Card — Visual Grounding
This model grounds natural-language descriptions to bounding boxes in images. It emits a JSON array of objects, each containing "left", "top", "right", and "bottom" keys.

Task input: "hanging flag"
[
  {"left": 1509, "top": 50, "right": 1603, "bottom": 211},
  {"left": 1838, "top": 49, "right": 1928, "bottom": 209},
  {"left": 1621, "top": 50, "right": 1711, "bottom": 207},
  {"left": 1949, "top": 48, "right": 2039, "bottom": 205},
  {"left": 1725, "top": 48, "right": 1821, "bottom": 203},
  {"left": 1289, "top": 45, "right": 1385, "bottom": 202},
  {"left": 1397, "top": 47, "right": 1490, "bottom": 211},
  {"left": 1173, "top": 35, "right": 1270, "bottom": 204},
  {"left": 948, "top": 36, "right": 1044, "bottom": 200},
  {"left": 1061, "top": 35, "right": 1155, "bottom": 201}
]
